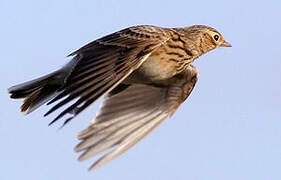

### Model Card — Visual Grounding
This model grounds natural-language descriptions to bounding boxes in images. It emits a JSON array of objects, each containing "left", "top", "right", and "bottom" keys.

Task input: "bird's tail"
[{"left": 8, "top": 70, "right": 66, "bottom": 114}]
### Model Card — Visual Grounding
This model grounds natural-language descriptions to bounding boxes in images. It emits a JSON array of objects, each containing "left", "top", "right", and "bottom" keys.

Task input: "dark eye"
[{"left": 213, "top": 34, "right": 219, "bottom": 41}]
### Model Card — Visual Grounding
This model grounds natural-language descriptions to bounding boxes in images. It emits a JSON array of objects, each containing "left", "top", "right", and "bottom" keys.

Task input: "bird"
[{"left": 8, "top": 24, "right": 231, "bottom": 171}]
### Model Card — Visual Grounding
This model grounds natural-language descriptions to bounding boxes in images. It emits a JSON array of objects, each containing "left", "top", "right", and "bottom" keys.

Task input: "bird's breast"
[
  {"left": 136, "top": 54, "right": 178, "bottom": 81},
  {"left": 125, "top": 52, "right": 186, "bottom": 85}
]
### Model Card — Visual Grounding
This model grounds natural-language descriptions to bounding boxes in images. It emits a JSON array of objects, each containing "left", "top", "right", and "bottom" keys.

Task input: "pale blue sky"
[{"left": 1, "top": 0, "right": 281, "bottom": 179}]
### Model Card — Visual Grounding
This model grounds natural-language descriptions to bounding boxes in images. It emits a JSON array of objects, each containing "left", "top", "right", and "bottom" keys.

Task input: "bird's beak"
[{"left": 220, "top": 40, "right": 232, "bottom": 47}]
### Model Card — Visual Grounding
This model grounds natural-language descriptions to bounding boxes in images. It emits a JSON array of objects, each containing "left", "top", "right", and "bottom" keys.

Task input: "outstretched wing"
[
  {"left": 75, "top": 65, "right": 199, "bottom": 170},
  {"left": 44, "top": 25, "right": 171, "bottom": 125}
]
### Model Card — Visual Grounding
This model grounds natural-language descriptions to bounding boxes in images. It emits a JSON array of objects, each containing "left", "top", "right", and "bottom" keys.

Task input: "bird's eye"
[{"left": 213, "top": 34, "right": 220, "bottom": 41}]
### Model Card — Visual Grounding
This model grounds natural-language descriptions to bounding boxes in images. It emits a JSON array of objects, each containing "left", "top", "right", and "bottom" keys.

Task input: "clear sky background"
[{"left": 0, "top": 0, "right": 280, "bottom": 179}]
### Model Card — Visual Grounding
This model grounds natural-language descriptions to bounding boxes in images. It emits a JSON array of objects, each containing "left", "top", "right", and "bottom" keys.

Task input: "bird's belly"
[{"left": 125, "top": 55, "right": 178, "bottom": 84}]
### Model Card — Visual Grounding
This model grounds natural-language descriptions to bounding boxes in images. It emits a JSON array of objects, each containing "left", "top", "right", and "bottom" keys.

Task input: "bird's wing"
[
  {"left": 44, "top": 25, "right": 171, "bottom": 125},
  {"left": 75, "top": 65, "right": 198, "bottom": 170}
]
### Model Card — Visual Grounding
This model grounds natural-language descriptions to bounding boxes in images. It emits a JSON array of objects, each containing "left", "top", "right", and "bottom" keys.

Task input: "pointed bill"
[{"left": 220, "top": 40, "right": 232, "bottom": 47}]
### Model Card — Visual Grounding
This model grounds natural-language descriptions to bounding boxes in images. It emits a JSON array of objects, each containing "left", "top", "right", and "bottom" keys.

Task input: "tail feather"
[{"left": 8, "top": 71, "right": 65, "bottom": 114}]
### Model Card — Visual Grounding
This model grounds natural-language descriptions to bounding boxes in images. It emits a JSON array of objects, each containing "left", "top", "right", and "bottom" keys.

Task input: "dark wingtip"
[
  {"left": 48, "top": 119, "right": 57, "bottom": 126},
  {"left": 58, "top": 117, "right": 74, "bottom": 129},
  {"left": 9, "top": 94, "right": 16, "bottom": 99},
  {"left": 44, "top": 109, "right": 52, "bottom": 117},
  {"left": 7, "top": 85, "right": 18, "bottom": 94}
]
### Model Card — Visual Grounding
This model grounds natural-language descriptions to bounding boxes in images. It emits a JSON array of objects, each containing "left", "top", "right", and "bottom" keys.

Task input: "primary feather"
[{"left": 8, "top": 24, "right": 230, "bottom": 170}]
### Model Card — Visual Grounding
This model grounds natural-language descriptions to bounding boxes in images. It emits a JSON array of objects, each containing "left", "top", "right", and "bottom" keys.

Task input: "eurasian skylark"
[{"left": 8, "top": 25, "right": 231, "bottom": 170}]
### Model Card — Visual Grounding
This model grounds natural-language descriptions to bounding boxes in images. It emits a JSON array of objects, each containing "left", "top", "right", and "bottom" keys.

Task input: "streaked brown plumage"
[{"left": 8, "top": 25, "right": 231, "bottom": 170}]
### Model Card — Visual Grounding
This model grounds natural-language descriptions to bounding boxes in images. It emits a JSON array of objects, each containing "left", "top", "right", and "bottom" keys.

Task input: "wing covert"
[{"left": 44, "top": 25, "right": 171, "bottom": 126}]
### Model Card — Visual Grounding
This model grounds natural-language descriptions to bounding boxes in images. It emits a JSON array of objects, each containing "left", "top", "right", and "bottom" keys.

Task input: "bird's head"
[{"left": 182, "top": 25, "right": 231, "bottom": 54}]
